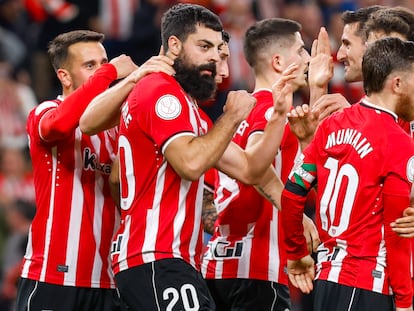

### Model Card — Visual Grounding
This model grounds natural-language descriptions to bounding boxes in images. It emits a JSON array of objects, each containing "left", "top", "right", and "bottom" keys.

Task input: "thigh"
[
  {"left": 16, "top": 278, "right": 77, "bottom": 311},
  {"left": 116, "top": 259, "right": 215, "bottom": 311},
  {"left": 231, "top": 279, "right": 291, "bottom": 311},
  {"left": 207, "top": 278, "right": 291, "bottom": 311},
  {"left": 15, "top": 278, "right": 121, "bottom": 311},
  {"left": 205, "top": 279, "right": 235, "bottom": 311},
  {"left": 349, "top": 287, "right": 394, "bottom": 311},
  {"left": 313, "top": 280, "right": 393, "bottom": 311}
]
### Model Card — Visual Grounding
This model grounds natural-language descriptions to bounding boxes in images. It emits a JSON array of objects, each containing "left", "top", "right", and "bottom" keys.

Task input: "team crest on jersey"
[
  {"left": 155, "top": 95, "right": 182, "bottom": 120},
  {"left": 264, "top": 107, "right": 273, "bottom": 121},
  {"left": 407, "top": 156, "right": 414, "bottom": 183}
]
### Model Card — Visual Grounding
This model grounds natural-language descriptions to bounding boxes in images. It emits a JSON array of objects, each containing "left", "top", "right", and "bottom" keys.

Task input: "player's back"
[{"left": 308, "top": 99, "right": 414, "bottom": 293}]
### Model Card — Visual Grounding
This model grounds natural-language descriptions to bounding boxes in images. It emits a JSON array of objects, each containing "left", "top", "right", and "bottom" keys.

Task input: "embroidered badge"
[{"left": 155, "top": 95, "right": 182, "bottom": 120}]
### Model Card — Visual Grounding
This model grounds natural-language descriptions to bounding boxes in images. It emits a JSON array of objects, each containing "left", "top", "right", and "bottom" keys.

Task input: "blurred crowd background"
[{"left": 0, "top": 0, "right": 412, "bottom": 310}]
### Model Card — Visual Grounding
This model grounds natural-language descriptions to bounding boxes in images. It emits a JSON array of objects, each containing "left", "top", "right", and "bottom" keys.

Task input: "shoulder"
[
  {"left": 138, "top": 72, "right": 179, "bottom": 90},
  {"left": 131, "top": 73, "right": 184, "bottom": 101},
  {"left": 29, "top": 100, "right": 60, "bottom": 121}
]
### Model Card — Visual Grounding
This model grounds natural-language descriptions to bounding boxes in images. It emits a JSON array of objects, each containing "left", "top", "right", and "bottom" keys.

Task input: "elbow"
[
  {"left": 79, "top": 116, "right": 96, "bottom": 136},
  {"left": 237, "top": 169, "right": 264, "bottom": 185},
  {"left": 178, "top": 168, "right": 204, "bottom": 182},
  {"left": 173, "top": 162, "right": 205, "bottom": 182}
]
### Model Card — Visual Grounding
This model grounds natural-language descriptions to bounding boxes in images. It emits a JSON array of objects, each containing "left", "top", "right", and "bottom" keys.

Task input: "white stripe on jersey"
[
  {"left": 214, "top": 224, "right": 230, "bottom": 279},
  {"left": 373, "top": 226, "right": 386, "bottom": 293},
  {"left": 91, "top": 135, "right": 105, "bottom": 287},
  {"left": 268, "top": 209, "right": 280, "bottom": 281},
  {"left": 214, "top": 172, "right": 240, "bottom": 213},
  {"left": 118, "top": 215, "right": 131, "bottom": 272},
  {"left": 142, "top": 162, "right": 166, "bottom": 263},
  {"left": 40, "top": 146, "right": 58, "bottom": 282},
  {"left": 173, "top": 179, "right": 190, "bottom": 260},
  {"left": 35, "top": 101, "right": 58, "bottom": 116},
  {"left": 326, "top": 239, "right": 347, "bottom": 282},
  {"left": 64, "top": 128, "right": 84, "bottom": 285},
  {"left": 21, "top": 225, "right": 33, "bottom": 277},
  {"left": 188, "top": 177, "right": 203, "bottom": 266},
  {"left": 236, "top": 223, "right": 253, "bottom": 279}
]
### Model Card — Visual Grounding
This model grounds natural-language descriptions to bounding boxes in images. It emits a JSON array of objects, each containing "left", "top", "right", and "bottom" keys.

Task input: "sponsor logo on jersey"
[
  {"left": 156, "top": 95, "right": 182, "bottom": 120},
  {"left": 207, "top": 240, "right": 244, "bottom": 259},
  {"left": 407, "top": 156, "right": 414, "bottom": 183},
  {"left": 83, "top": 147, "right": 111, "bottom": 174}
]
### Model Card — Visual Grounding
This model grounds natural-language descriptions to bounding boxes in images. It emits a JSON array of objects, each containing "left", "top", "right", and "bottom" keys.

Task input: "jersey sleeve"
[
  {"left": 281, "top": 138, "right": 318, "bottom": 260},
  {"left": 383, "top": 165, "right": 413, "bottom": 308},
  {"left": 247, "top": 102, "right": 274, "bottom": 134},
  {"left": 39, "top": 63, "right": 117, "bottom": 142}
]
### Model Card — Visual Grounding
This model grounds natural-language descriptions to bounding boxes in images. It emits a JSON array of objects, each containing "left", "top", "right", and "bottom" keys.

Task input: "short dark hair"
[
  {"left": 342, "top": 5, "right": 385, "bottom": 40},
  {"left": 222, "top": 30, "right": 230, "bottom": 44},
  {"left": 386, "top": 6, "right": 414, "bottom": 41},
  {"left": 364, "top": 7, "right": 414, "bottom": 41},
  {"left": 48, "top": 30, "right": 105, "bottom": 71},
  {"left": 363, "top": 37, "right": 414, "bottom": 95},
  {"left": 243, "top": 18, "right": 301, "bottom": 70},
  {"left": 161, "top": 3, "right": 223, "bottom": 53}
]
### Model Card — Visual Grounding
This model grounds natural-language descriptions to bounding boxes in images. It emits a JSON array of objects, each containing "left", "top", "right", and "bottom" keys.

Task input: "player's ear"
[
  {"left": 391, "top": 75, "right": 404, "bottom": 95},
  {"left": 272, "top": 54, "right": 284, "bottom": 73},
  {"left": 57, "top": 68, "right": 72, "bottom": 88},
  {"left": 168, "top": 35, "right": 182, "bottom": 58}
]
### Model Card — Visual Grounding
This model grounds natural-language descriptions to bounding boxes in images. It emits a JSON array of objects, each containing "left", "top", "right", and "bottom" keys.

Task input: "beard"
[
  {"left": 395, "top": 93, "right": 413, "bottom": 121},
  {"left": 173, "top": 54, "right": 217, "bottom": 102}
]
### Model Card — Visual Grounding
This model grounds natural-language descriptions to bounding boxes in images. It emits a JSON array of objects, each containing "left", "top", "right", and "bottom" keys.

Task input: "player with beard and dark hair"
[{"left": 106, "top": 3, "right": 295, "bottom": 310}]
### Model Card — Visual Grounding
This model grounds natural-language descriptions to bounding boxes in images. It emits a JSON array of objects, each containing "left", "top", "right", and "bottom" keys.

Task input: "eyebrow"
[{"left": 198, "top": 39, "right": 215, "bottom": 48}]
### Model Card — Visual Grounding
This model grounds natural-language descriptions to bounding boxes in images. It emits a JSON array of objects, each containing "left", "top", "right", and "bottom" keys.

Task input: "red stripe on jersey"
[
  {"left": 202, "top": 90, "right": 291, "bottom": 284},
  {"left": 112, "top": 73, "right": 208, "bottom": 274},
  {"left": 285, "top": 100, "right": 414, "bottom": 303},
  {"left": 22, "top": 98, "right": 119, "bottom": 288}
]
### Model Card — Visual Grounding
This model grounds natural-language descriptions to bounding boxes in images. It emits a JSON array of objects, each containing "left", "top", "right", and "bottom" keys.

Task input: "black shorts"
[
  {"left": 205, "top": 278, "right": 291, "bottom": 311},
  {"left": 313, "top": 280, "right": 395, "bottom": 311},
  {"left": 115, "top": 258, "right": 215, "bottom": 311},
  {"left": 15, "top": 277, "right": 123, "bottom": 311}
]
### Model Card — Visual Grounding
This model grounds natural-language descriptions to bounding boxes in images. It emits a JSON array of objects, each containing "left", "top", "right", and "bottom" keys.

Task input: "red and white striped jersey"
[
  {"left": 282, "top": 99, "right": 414, "bottom": 307},
  {"left": 399, "top": 118, "right": 414, "bottom": 293},
  {"left": 111, "top": 72, "right": 210, "bottom": 274},
  {"left": 202, "top": 89, "right": 300, "bottom": 284},
  {"left": 23, "top": 98, "right": 119, "bottom": 288}
]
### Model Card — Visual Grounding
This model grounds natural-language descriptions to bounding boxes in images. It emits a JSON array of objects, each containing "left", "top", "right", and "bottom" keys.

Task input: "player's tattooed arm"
[
  {"left": 202, "top": 189, "right": 217, "bottom": 235},
  {"left": 254, "top": 166, "right": 283, "bottom": 210},
  {"left": 255, "top": 185, "right": 278, "bottom": 207}
]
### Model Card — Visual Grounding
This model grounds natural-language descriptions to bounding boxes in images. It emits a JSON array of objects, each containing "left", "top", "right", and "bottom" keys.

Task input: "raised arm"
[
  {"left": 215, "top": 66, "right": 296, "bottom": 184},
  {"left": 39, "top": 55, "right": 136, "bottom": 143},
  {"left": 391, "top": 185, "right": 414, "bottom": 237},
  {"left": 308, "top": 27, "right": 333, "bottom": 107},
  {"left": 308, "top": 27, "right": 350, "bottom": 122},
  {"left": 383, "top": 175, "right": 413, "bottom": 310},
  {"left": 164, "top": 90, "right": 256, "bottom": 181},
  {"left": 80, "top": 53, "right": 175, "bottom": 135}
]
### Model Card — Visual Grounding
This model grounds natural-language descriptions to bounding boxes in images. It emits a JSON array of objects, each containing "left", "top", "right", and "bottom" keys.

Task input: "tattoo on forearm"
[{"left": 257, "top": 186, "right": 277, "bottom": 207}]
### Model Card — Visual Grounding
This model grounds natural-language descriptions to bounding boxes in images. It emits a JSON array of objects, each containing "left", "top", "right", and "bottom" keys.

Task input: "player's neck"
[
  {"left": 254, "top": 73, "right": 280, "bottom": 92},
  {"left": 365, "top": 93, "right": 396, "bottom": 113}
]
